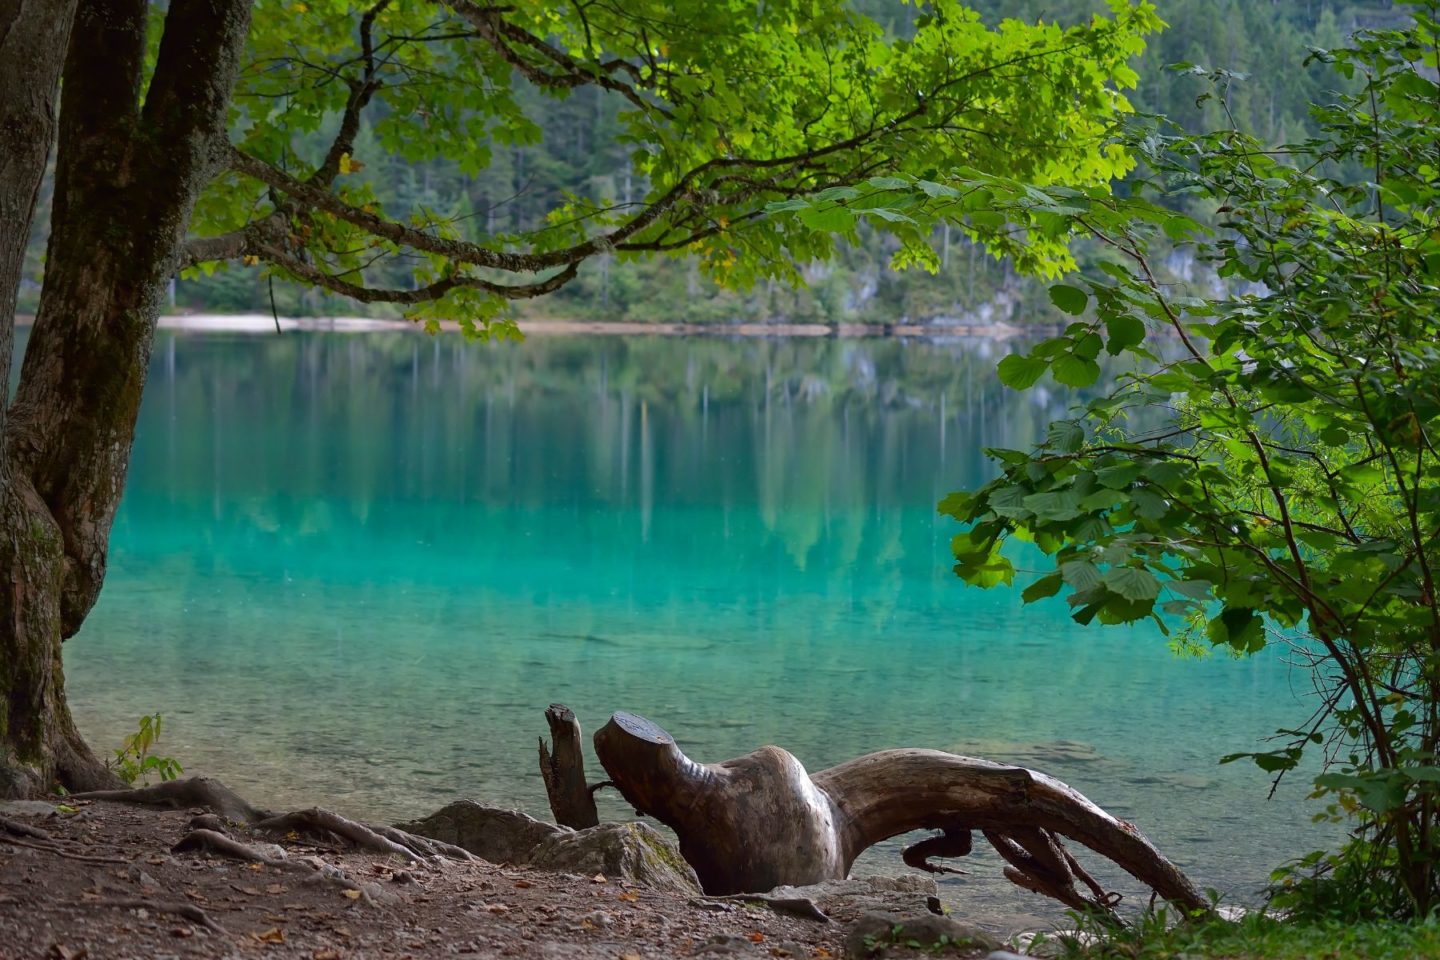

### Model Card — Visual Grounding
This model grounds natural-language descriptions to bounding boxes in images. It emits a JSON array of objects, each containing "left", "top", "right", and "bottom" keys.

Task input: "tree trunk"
[
  {"left": 593, "top": 711, "right": 1210, "bottom": 917},
  {"left": 0, "top": 0, "right": 82, "bottom": 799},
  {"left": 0, "top": 0, "right": 253, "bottom": 798}
]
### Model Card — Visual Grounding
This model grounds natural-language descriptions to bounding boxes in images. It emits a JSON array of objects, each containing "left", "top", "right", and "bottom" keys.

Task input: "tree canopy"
[{"left": 185, "top": 0, "right": 1159, "bottom": 334}]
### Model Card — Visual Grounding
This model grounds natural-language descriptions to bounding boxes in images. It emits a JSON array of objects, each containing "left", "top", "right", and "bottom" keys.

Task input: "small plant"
[{"left": 110, "top": 713, "right": 183, "bottom": 785}]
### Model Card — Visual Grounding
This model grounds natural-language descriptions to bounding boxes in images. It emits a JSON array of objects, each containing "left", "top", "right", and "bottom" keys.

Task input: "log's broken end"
[{"left": 610, "top": 711, "right": 674, "bottom": 745}]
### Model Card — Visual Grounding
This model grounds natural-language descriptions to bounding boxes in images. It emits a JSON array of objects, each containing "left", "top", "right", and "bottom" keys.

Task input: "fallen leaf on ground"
[
  {"left": 266, "top": 883, "right": 285, "bottom": 894},
  {"left": 591, "top": 873, "right": 607, "bottom": 883},
  {"left": 313, "top": 951, "right": 342, "bottom": 960},
  {"left": 185, "top": 889, "right": 208, "bottom": 902},
  {"left": 813, "top": 949, "right": 833, "bottom": 959},
  {"left": 514, "top": 880, "right": 533, "bottom": 889},
  {"left": 619, "top": 954, "right": 642, "bottom": 960},
  {"left": 748, "top": 932, "right": 765, "bottom": 943},
  {"left": 171, "top": 927, "right": 194, "bottom": 938},
  {"left": 618, "top": 891, "right": 640, "bottom": 902},
  {"left": 248, "top": 862, "right": 264, "bottom": 872},
  {"left": 341, "top": 889, "right": 362, "bottom": 900},
  {"left": 486, "top": 903, "right": 510, "bottom": 914},
  {"left": 251, "top": 928, "right": 286, "bottom": 944}
]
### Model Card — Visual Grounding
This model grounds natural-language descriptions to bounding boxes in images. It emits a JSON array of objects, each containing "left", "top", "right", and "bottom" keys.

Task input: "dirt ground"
[{"left": 0, "top": 798, "right": 856, "bottom": 960}]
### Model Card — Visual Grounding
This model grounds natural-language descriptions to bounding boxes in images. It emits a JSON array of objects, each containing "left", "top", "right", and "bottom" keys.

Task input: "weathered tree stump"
[
  {"left": 592, "top": 711, "right": 1210, "bottom": 918},
  {"left": 538, "top": 703, "right": 599, "bottom": 829}
]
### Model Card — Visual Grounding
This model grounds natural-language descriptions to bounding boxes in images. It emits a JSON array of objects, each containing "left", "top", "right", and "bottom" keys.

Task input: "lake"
[{"left": 67, "top": 329, "right": 1335, "bottom": 927}]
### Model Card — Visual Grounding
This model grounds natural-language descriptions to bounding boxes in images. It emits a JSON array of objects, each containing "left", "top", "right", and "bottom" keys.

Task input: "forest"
[{"left": 14, "top": 1, "right": 1410, "bottom": 327}]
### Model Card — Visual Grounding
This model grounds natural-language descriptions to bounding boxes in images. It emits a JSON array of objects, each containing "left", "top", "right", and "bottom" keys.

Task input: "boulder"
[
  {"left": 843, "top": 912, "right": 1001, "bottom": 958},
  {"left": 764, "top": 876, "right": 943, "bottom": 923},
  {"left": 527, "top": 821, "right": 701, "bottom": 895},
  {"left": 395, "top": 800, "right": 565, "bottom": 864}
]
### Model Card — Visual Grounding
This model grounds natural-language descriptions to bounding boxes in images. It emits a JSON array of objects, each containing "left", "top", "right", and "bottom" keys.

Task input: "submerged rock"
[
  {"left": 527, "top": 821, "right": 702, "bottom": 895},
  {"left": 843, "top": 911, "right": 1000, "bottom": 958},
  {"left": 395, "top": 800, "right": 566, "bottom": 864}
]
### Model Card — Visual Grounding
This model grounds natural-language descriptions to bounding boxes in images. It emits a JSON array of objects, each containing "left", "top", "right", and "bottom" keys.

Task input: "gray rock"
[
  {"left": 694, "top": 934, "right": 762, "bottom": 955},
  {"left": 527, "top": 821, "right": 701, "bottom": 895},
  {"left": 985, "top": 952, "right": 1033, "bottom": 960},
  {"left": 764, "top": 876, "right": 942, "bottom": 923},
  {"left": 0, "top": 800, "right": 58, "bottom": 818},
  {"left": 395, "top": 800, "right": 566, "bottom": 864},
  {"left": 844, "top": 912, "right": 1001, "bottom": 958}
]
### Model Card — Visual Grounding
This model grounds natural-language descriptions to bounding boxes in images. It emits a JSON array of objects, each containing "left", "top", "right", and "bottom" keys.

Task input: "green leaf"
[
  {"left": 1049, "top": 284, "right": 1089, "bottom": 316},
  {"left": 1061, "top": 559, "right": 1102, "bottom": 590},
  {"left": 1046, "top": 421, "right": 1084, "bottom": 453},
  {"left": 1051, "top": 354, "right": 1101, "bottom": 387},
  {"left": 1168, "top": 579, "right": 1213, "bottom": 600},
  {"left": 1021, "top": 572, "right": 1064, "bottom": 603},
  {"left": 997, "top": 354, "right": 1049, "bottom": 390},
  {"left": 1104, "top": 315, "right": 1146, "bottom": 354},
  {"left": 797, "top": 205, "right": 857, "bottom": 233},
  {"left": 1103, "top": 566, "right": 1161, "bottom": 601},
  {"left": 1207, "top": 607, "right": 1265, "bottom": 654}
]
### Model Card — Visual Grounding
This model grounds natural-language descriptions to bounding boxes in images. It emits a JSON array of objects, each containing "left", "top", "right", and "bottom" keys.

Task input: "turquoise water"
[{"left": 67, "top": 331, "right": 1333, "bottom": 923}]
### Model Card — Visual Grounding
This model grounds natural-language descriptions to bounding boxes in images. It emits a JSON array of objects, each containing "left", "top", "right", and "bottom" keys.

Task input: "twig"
[
  {"left": 0, "top": 834, "right": 129, "bottom": 865},
  {"left": 87, "top": 898, "right": 227, "bottom": 934}
]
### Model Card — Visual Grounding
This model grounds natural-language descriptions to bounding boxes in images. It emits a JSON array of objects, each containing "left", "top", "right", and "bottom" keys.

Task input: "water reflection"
[{"left": 70, "top": 331, "right": 1331, "bottom": 926}]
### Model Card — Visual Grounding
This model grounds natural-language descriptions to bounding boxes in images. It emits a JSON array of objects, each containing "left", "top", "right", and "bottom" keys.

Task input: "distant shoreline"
[{"left": 14, "top": 312, "right": 1032, "bottom": 339}]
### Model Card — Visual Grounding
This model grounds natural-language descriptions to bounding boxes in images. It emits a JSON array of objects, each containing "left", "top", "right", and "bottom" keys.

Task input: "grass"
[{"left": 1046, "top": 910, "right": 1440, "bottom": 960}]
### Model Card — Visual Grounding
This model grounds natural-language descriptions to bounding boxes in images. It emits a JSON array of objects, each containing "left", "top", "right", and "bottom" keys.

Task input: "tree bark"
[
  {"left": 0, "top": 0, "right": 81, "bottom": 799},
  {"left": 0, "top": 0, "right": 253, "bottom": 798},
  {"left": 593, "top": 711, "right": 1210, "bottom": 917},
  {"left": 538, "top": 703, "right": 600, "bottom": 829}
]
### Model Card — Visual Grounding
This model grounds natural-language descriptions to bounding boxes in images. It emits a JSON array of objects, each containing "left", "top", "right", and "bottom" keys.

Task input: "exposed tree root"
[
  {"left": 72, "top": 777, "right": 270, "bottom": 822},
  {"left": 0, "top": 813, "right": 52, "bottom": 840},
  {"left": 173, "top": 828, "right": 283, "bottom": 864},
  {"left": 0, "top": 834, "right": 128, "bottom": 865},
  {"left": 370, "top": 823, "right": 478, "bottom": 862},
  {"left": 901, "top": 825, "right": 971, "bottom": 876},
  {"left": 254, "top": 808, "right": 421, "bottom": 862},
  {"left": 172, "top": 828, "right": 367, "bottom": 896},
  {"left": 592, "top": 709, "right": 1212, "bottom": 919},
  {"left": 87, "top": 897, "right": 226, "bottom": 934},
  {"left": 73, "top": 777, "right": 470, "bottom": 864}
]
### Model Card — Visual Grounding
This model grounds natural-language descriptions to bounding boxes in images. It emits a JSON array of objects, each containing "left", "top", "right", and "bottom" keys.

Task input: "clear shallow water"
[{"left": 66, "top": 331, "right": 1334, "bottom": 925}]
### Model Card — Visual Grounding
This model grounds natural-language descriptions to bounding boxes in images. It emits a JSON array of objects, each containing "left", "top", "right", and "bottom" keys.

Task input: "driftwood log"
[
  {"left": 581, "top": 710, "right": 1209, "bottom": 918},
  {"left": 538, "top": 703, "right": 600, "bottom": 829}
]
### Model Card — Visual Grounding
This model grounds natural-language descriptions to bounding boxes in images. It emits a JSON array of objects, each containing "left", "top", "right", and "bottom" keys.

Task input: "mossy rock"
[
  {"left": 395, "top": 800, "right": 566, "bottom": 865},
  {"left": 528, "top": 821, "right": 702, "bottom": 895},
  {"left": 844, "top": 911, "right": 1001, "bottom": 959}
]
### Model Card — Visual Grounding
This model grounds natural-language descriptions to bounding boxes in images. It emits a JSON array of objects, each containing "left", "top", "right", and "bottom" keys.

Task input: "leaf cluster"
[
  {"left": 180, "top": 0, "right": 1161, "bottom": 332},
  {"left": 926, "top": 0, "right": 1440, "bottom": 916}
]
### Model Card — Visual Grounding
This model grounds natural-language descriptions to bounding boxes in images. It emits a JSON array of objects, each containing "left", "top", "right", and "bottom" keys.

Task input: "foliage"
[
  {"left": 110, "top": 714, "right": 183, "bottom": 786},
  {"left": 778, "top": 0, "right": 1440, "bottom": 918},
  {"left": 164, "top": 0, "right": 1164, "bottom": 336},
  {"left": 1051, "top": 906, "right": 1440, "bottom": 960},
  {"left": 15, "top": 3, "right": 1397, "bottom": 324}
]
